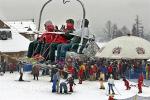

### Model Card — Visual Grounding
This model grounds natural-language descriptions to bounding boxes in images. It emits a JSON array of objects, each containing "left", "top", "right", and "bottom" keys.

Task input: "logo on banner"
[
  {"left": 136, "top": 47, "right": 145, "bottom": 54},
  {"left": 112, "top": 47, "right": 121, "bottom": 55}
]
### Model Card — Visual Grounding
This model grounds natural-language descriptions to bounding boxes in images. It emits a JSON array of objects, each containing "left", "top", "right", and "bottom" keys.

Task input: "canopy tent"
[{"left": 95, "top": 35, "right": 150, "bottom": 59}]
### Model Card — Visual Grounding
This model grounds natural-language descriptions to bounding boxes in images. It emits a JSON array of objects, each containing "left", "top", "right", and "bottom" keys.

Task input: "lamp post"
[{"left": 38, "top": 0, "right": 52, "bottom": 31}]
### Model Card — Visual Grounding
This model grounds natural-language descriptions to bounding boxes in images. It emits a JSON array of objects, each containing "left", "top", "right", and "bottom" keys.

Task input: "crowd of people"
[{"left": 1, "top": 18, "right": 150, "bottom": 100}]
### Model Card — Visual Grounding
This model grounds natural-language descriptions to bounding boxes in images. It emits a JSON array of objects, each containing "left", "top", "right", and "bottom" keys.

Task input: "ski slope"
[{"left": 0, "top": 72, "right": 150, "bottom": 100}]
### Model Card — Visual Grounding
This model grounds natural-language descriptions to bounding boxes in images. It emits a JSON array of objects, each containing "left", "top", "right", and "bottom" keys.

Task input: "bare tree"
[
  {"left": 103, "top": 20, "right": 113, "bottom": 40},
  {"left": 112, "top": 24, "right": 118, "bottom": 39}
]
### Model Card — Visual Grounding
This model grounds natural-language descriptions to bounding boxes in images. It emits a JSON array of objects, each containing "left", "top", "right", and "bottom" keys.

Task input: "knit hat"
[
  {"left": 66, "top": 19, "right": 74, "bottom": 24},
  {"left": 110, "top": 74, "right": 113, "bottom": 78},
  {"left": 44, "top": 20, "right": 52, "bottom": 26}
]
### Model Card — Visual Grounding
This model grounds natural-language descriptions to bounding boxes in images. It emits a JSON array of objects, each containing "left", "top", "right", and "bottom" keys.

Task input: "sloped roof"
[
  {"left": 0, "top": 20, "right": 10, "bottom": 29},
  {"left": 0, "top": 28, "right": 30, "bottom": 53},
  {"left": 5, "top": 20, "right": 37, "bottom": 34}
]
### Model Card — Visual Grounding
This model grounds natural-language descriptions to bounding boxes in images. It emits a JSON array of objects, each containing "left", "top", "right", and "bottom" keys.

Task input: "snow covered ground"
[{"left": 0, "top": 72, "right": 150, "bottom": 100}]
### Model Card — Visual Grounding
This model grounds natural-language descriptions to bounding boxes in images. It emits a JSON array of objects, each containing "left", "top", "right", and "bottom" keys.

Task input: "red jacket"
[
  {"left": 68, "top": 66, "right": 75, "bottom": 74},
  {"left": 40, "top": 32, "right": 55, "bottom": 43},
  {"left": 92, "top": 65, "right": 97, "bottom": 73},
  {"left": 78, "top": 69, "right": 84, "bottom": 77},
  {"left": 52, "top": 34, "right": 68, "bottom": 43},
  {"left": 124, "top": 80, "right": 129, "bottom": 86},
  {"left": 108, "top": 96, "right": 114, "bottom": 100},
  {"left": 108, "top": 65, "right": 113, "bottom": 73},
  {"left": 89, "top": 68, "right": 94, "bottom": 75}
]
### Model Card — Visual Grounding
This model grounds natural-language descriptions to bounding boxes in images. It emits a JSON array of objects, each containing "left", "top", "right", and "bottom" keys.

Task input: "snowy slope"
[{"left": 0, "top": 72, "right": 150, "bottom": 100}]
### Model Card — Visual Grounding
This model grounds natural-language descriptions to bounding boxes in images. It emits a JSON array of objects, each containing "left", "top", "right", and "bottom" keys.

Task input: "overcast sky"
[{"left": 0, "top": 0, "right": 150, "bottom": 35}]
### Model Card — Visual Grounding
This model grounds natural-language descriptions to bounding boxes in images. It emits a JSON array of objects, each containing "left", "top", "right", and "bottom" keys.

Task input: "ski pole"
[{"left": 114, "top": 85, "right": 121, "bottom": 95}]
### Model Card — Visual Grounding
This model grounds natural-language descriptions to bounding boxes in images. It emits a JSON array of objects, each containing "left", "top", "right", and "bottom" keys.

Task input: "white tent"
[{"left": 95, "top": 35, "right": 150, "bottom": 59}]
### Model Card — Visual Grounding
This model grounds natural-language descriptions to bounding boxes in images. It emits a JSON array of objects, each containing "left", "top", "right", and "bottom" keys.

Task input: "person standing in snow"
[
  {"left": 18, "top": 61, "right": 24, "bottom": 81},
  {"left": 138, "top": 73, "right": 144, "bottom": 93},
  {"left": 32, "top": 63, "right": 40, "bottom": 80},
  {"left": 56, "top": 71, "right": 61, "bottom": 93},
  {"left": 108, "top": 74, "right": 115, "bottom": 95},
  {"left": 52, "top": 71, "right": 60, "bottom": 93},
  {"left": 99, "top": 71, "right": 105, "bottom": 89},
  {"left": 66, "top": 75, "right": 76, "bottom": 92},
  {"left": 59, "top": 81, "right": 68, "bottom": 94},
  {"left": 122, "top": 77, "right": 131, "bottom": 90}
]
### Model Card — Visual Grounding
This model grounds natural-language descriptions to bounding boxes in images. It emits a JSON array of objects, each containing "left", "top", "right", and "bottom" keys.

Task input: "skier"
[
  {"left": 99, "top": 72, "right": 105, "bottom": 89},
  {"left": 66, "top": 74, "right": 76, "bottom": 92},
  {"left": 59, "top": 81, "right": 68, "bottom": 94},
  {"left": 52, "top": 71, "right": 59, "bottom": 93},
  {"left": 108, "top": 74, "right": 115, "bottom": 95},
  {"left": 18, "top": 61, "right": 24, "bottom": 81},
  {"left": 138, "top": 73, "right": 144, "bottom": 93},
  {"left": 56, "top": 71, "right": 61, "bottom": 93},
  {"left": 122, "top": 77, "right": 131, "bottom": 90}
]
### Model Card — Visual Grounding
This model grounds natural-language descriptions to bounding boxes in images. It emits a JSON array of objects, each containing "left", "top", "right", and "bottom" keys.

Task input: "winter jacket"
[
  {"left": 67, "top": 66, "right": 75, "bottom": 74},
  {"left": 78, "top": 69, "right": 84, "bottom": 77},
  {"left": 108, "top": 78, "right": 114, "bottom": 85},
  {"left": 67, "top": 77, "right": 76, "bottom": 85},
  {"left": 52, "top": 34, "right": 68, "bottom": 43},
  {"left": 32, "top": 64, "right": 40, "bottom": 76},
  {"left": 40, "top": 32, "right": 55, "bottom": 43},
  {"left": 108, "top": 65, "right": 113, "bottom": 73},
  {"left": 100, "top": 66, "right": 107, "bottom": 73}
]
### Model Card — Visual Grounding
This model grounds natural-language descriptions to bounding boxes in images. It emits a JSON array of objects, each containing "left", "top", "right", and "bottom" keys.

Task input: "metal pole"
[
  {"left": 38, "top": 0, "right": 52, "bottom": 31},
  {"left": 63, "top": 0, "right": 86, "bottom": 53},
  {"left": 76, "top": 0, "right": 86, "bottom": 53}
]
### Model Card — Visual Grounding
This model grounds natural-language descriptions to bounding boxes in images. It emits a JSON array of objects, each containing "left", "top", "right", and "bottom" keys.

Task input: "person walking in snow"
[
  {"left": 122, "top": 77, "right": 131, "bottom": 90},
  {"left": 108, "top": 74, "right": 115, "bottom": 95}
]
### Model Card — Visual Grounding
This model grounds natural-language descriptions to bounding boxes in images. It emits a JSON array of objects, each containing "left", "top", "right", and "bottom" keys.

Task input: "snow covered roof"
[
  {"left": 96, "top": 42, "right": 106, "bottom": 48},
  {"left": 5, "top": 20, "right": 37, "bottom": 34},
  {"left": 0, "top": 28, "right": 30, "bottom": 53}
]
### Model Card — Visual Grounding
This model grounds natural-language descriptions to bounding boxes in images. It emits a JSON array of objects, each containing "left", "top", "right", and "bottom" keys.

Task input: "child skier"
[
  {"left": 67, "top": 75, "right": 76, "bottom": 92},
  {"left": 122, "top": 77, "right": 131, "bottom": 90},
  {"left": 108, "top": 74, "right": 115, "bottom": 95}
]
